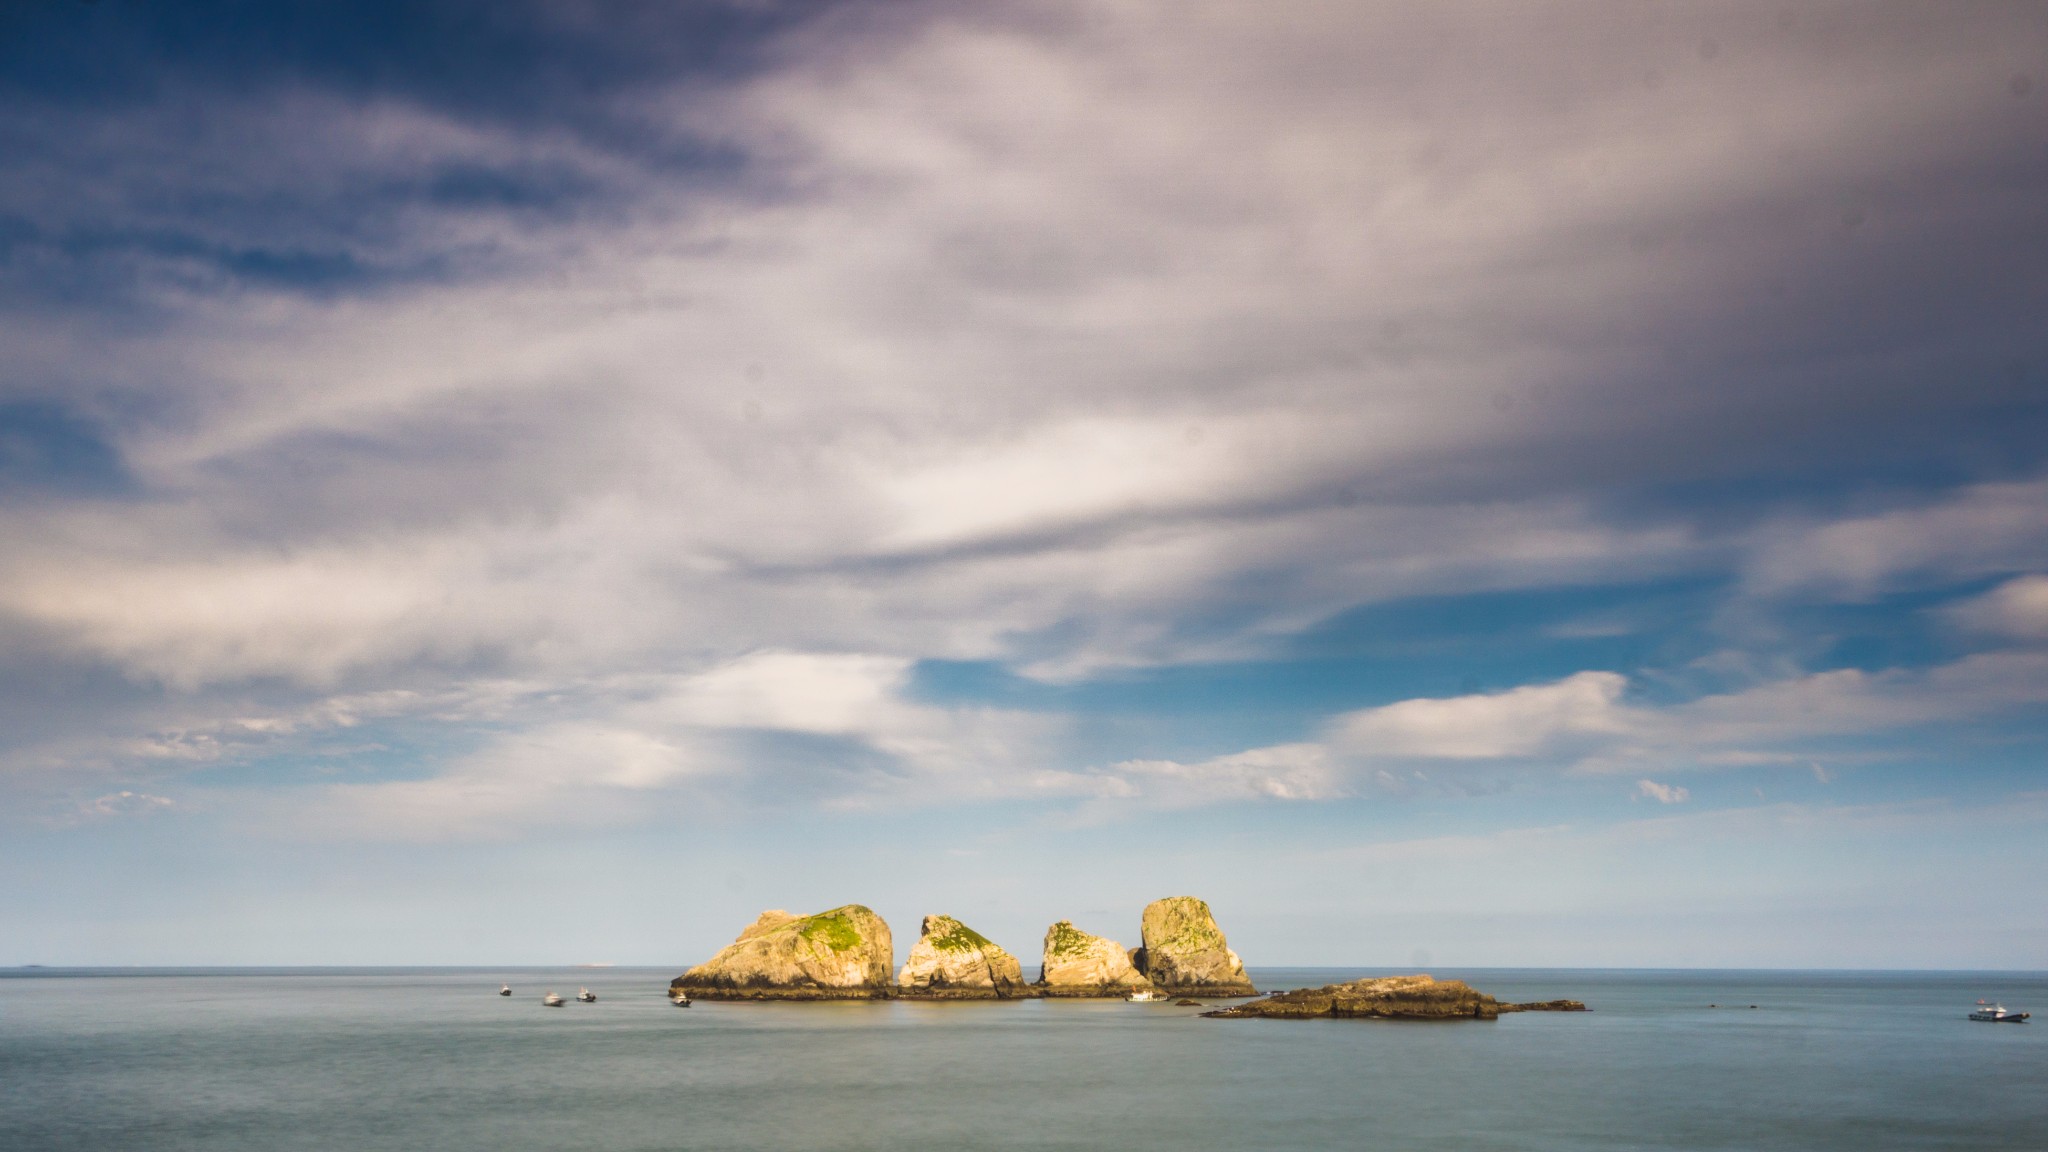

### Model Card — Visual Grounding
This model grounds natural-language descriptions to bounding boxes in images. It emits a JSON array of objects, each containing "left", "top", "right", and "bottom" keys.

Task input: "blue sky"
[{"left": 3, "top": 0, "right": 2046, "bottom": 969}]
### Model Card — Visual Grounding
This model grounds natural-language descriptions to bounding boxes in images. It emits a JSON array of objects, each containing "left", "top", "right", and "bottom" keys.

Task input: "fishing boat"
[
  {"left": 671, "top": 992, "right": 692, "bottom": 1008},
  {"left": 1126, "top": 989, "right": 1164, "bottom": 1002},
  {"left": 498, "top": 984, "right": 513, "bottom": 997},
  {"left": 1969, "top": 1001, "right": 2029, "bottom": 1022},
  {"left": 542, "top": 991, "right": 565, "bottom": 1007},
  {"left": 577, "top": 988, "right": 597, "bottom": 1003}
]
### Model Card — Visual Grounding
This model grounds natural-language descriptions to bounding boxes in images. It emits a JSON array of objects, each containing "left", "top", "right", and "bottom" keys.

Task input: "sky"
[{"left": 2, "top": 0, "right": 2046, "bottom": 970}]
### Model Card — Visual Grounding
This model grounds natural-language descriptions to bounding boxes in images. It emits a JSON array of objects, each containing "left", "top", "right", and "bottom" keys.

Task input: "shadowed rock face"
[
  {"left": 670, "top": 906, "right": 894, "bottom": 999},
  {"left": 1203, "top": 974, "right": 1587, "bottom": 1020},
  {"left": 1037, "top": 920, "right": 1152, "bottom": 995},
  {"left": 898, "top": 914, "right": 1027, "bottom": 998},
  {"left": 1135, "top": 896, "right": 1254, "bottom": 996}
]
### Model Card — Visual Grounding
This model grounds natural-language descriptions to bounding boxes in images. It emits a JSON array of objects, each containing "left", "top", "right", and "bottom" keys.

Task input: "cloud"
[
  {"left": 78, "top": 791, "right": 176, "bottom": 821},
  {"left": 308, "top": 722, "right": 701, "bottom": 841},
  {"left": 280, "top": 649, "right": 1063, "bottom": 838},
  {"left": 1168, "top": 651, "right": 2048, "bottom": 797},
  {"left": 1085, "top": 743, "right": 1344, "bottom": 806},
  {"left": 1331, "top": 671, "right": 1630, "bottom": 759},
  {"left": 1643, "top": 651, "right": 2048, "bottom": 751},
  {"left": 1745, "top": 480, "right": 2048, "bottom": 599},
  {"left": 1948, "top": 574, "right": 2048, "bottom": 640},
  {"left": 657, "top": 651, "right": 917, "bottom": 736},
  {"left": 2, "top": 0, "right": 2046, "bottom": 833},
  {"left": 1636, "top": 779, "right": 1690, "bottom": 804}
]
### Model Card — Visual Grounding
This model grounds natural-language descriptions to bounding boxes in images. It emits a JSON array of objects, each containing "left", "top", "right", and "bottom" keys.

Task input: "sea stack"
[
  {"left": 1202, "top": 974, "right": 1587, "bottom": 1020},
  {"left": 1132, "top": 896, "right": 1255, "bottom": 997},
  {"left": 670, "top": 906, "right": 894, "bottom": 1000},
  {"left": 1037, "top": 919, "right": 1152, "bottom": 996},
  {"left": 897, "top": 914, "right": 1029, "bottom": 998}
]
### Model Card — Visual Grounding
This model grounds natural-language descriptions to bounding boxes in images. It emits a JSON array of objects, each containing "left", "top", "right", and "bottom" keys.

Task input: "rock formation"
[
  {"left": 897, "top": 914, "right": 1028, "bottom": 998},
  {"left": 1133, "top": 896, "right": 1255, "bottom": 996},
  {"left": 1037, "top": 920, "right": 1152, "bottom": 995},
  {"left": 670, "top": 905, "right": 894, "bottom": 999},
  {"left": 1203, "top": 974, "right": 1587, "bottom": 1021}
]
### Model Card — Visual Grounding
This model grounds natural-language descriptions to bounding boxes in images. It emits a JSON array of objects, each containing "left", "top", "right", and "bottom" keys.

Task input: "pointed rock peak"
[
  {"left": 919, "top": 914, "right": 997, "bottom": 952},
  {"left": 738, "top": 909, "right": 800, "bottom": 941},
  {"left": 900, "top": 914, "right": 1025, "bottom": 996},
  {"left": 1138, "top": 896, "right": 1254, "bottom": 995},
  {"left": 1038, "top": 919, "right": 1150, "bottom": 993}
]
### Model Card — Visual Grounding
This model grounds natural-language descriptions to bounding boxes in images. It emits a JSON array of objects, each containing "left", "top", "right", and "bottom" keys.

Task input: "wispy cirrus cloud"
[
  {"left": 0, "top": 0, "right": 2043, "bottom": 841},
  {"left": 1948, "top": 574, "right": 2048, "bottom": 640},
  {"left": 1744, "top": 479, "right": 2048, "bottom": 599},
  {"left": 1111, "top": 650, "right": 2048, "bottom": 805}
]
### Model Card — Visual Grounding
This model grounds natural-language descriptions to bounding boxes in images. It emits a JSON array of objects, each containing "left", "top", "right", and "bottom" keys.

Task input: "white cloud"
[
  {"left": 279, "top": 649, "right": 1064, "bottom": 838},
  {"left": 310, "top": 723, "right": 701, "bottom": 841},
  {"left": 657, "top": 651, "right": 916, "bottom": 736},
  {"left": 1745, "top": 480, "right": 2048, "bottom": 598},
  {"left": 1165, "top": 651, "right": 2048, "bottom": 797},
  {"left": 84, "top": 790, "right": 176, "bottom": 818},
  {"left": 1331, "top": 671, "right": 1630, "bottom": 759},
  {"left": 1636, "top": 779, "right": 1690, "bottom": 804},
  {"left": 1948, "top": 574, "right": 2048, "bottom": 640},
  {"left": 1087, "top": 743, "right": 1344, "bottom": 806},
  {"left": 1644, "top": 651, "right": 2048, "bottom": 750}
]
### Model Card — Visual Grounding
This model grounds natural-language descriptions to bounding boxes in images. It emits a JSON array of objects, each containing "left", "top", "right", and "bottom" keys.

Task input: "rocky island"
[
  {"left": 1203, "top": 974, "right": 1586, "bottom": 1021},
  {"left": 1130, "top": 896, "right": 1256, "bottom": 997},
  {"left": 1036, "top": 919, "right": 1152, "bottom": 996},
  {"left": 669, "top": 905, "right": 894, "bottom": 1000},
  {"left": 667, "top": 898, "right": 1573, "bottom": 1017},
  {"left": 897, "top": 914, "right": 1029, "bottom": 998}
]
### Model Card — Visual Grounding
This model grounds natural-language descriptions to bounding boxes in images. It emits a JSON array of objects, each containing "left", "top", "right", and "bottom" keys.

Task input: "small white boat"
[
  {"left": 499, "top": 984, "right": 513, "bottom": 997},
  {"left": 542, "top": 991, "right": 565, "bottom": 1007},
  {"left": 1126, "top": 989, "right": 1164, "bottom": 1002},
  {"left": 1970, "top": 1001, "right": 2030, "bottom": 1022},
  {"left": 671, "top": 993, "right": 691, "bottom": 1008},
  {"left": 576, "top": 988, "right": 597, "bottom": 1003}
]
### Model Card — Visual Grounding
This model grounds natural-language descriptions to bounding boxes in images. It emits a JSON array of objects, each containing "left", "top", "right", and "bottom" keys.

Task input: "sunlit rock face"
[
  {"left": 1132, "top": 896, "right": 1254, "bottom": 996},
  {"left": 897, "top": 914, "right": 1028, "bottom": 998},
  {"left": 1037, "top": 919, "right": 1151, "bottom": 995},
  {"left": 670, "top": 905, "right": 894, "bottom": 999}
]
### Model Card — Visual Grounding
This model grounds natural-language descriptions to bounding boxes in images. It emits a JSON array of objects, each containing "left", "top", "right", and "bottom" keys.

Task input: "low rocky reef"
[{"left": 1202, "top": 974, "right": 1587, "bottom": 1021}]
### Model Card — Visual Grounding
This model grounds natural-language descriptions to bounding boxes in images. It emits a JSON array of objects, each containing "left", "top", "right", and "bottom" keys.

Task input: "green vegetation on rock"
[
  {"left": 796, "top": 907, "right": 867, "bottom": 953},
  {"left": 674, "top": 904, "right": 894, "bottom": 998},
  {"left": 1138, "top": 896, "right": 1253, "bottom": 994},
  {"left": 925, "top": 916, "right": 995, "bottom": 954},
  {"left": 1046, "top": 920, "right": 1095, "bottom": 958},
  {"left": 1154, "top": 898, "right": 1225, "bottom": 952}
]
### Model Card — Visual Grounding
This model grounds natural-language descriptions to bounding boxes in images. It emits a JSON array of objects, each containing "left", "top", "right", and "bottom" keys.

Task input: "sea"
[{"left": 2, "top": 967, "right": 2043, "bottom": 1151}]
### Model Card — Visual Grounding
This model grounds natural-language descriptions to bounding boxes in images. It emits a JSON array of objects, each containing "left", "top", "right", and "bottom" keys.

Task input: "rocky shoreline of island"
[{"left": 666, "top": 896, "right": 1584, "bottom": 1019}]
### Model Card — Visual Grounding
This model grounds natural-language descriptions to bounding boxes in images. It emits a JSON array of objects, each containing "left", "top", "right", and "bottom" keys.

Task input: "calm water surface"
[{"left": 3, "top": 967, "right": 2043, "bottom": 1151}]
